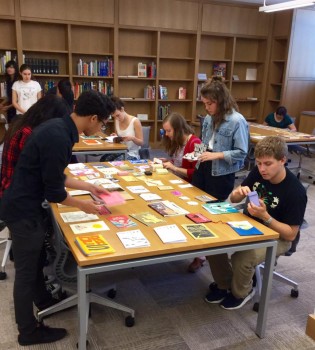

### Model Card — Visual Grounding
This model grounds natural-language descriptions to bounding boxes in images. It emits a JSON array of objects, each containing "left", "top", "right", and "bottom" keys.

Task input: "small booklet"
[
  {"left": 148, "top": 200, "right": 189, "bottom": 217},
  {"left": 117, "top": 229, "right": 150, "bottom": 248},
  {"left": 70, "top": 221, "right": 110, "bottom": 234},
  {"left": 98, "top": 192, "right": 125, "bottom": 207},
  {"left": 75, "top": 234, "right": 115, "bottom": 256},
  {"left": 60, "top": 211, "right": 99, "bottom": 223},
  {"left": 181, "top": 224, "right": 217, "bottom": 239},
  {"left": 82, "top": 139, "right": 102, "bottom": 145},
  {"left": 130, "top": 212, "right": 166, "bottom": 226},
  {"left": 129, "top": 159, "right": 148, "bottom": 164},
  {"left": 126, "top": 185, "right": 149, "bottom": 194},
  {"left": 154, "top": 224, "right": 187, "bottom": 243},
  {"left": 185, "top": 213, "right": 212, "bottom": 223},
  {"left": 107, "top": 215, "right": 137, "bottom": 228},
  {"left": 195, "top": 195, "right": 216, "bottom": 202},
  {"left": 80, "top": 135, "right": 102, "bottom": 139},
  {"left": 139, "top": 193, "right": 162, "bottom": 201},
  {"left": 202, "top": 202, "right": 238, "bottom": 214},
  {"left": 227, "top": 221, "right": 263, "bottom": 236}
]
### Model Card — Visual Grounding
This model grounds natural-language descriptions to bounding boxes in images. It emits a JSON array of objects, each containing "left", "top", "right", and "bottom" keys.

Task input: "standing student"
[
  {"left": 189, "top": 80, "right": 248, "bottom": 272},
  {"left": 101, "top": 96, "right": 143, "bottom": 161},
  {"left": 264, "top": 106, "right": 296, "bottom": 131},
  {"left": 162, "top": 112, "right": 201, "bottom": 182},
  {"left": 0, "top": 60, "right": 19, "bottom": 123},
  {"left": 12, "top": 64, "right": 42, "bottom": 115},
  {"left": 0, "top": 90, "right": 115, "bottom": 346},
  {"left": 205, "top": 136, "right": 307, "bottom": 310}
]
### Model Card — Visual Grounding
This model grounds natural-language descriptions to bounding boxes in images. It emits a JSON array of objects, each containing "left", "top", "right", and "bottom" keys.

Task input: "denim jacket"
[{"left": 201, "top": 110, "right": 248, "bottom": 176}]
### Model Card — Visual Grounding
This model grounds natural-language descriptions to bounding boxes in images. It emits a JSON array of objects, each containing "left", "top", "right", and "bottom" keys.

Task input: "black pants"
[
  {"left": 192, "top": 161, "right": 235, "bottom": 201},
  {"left": 7, "top": 216, "right": 53, "bottom": 335}
]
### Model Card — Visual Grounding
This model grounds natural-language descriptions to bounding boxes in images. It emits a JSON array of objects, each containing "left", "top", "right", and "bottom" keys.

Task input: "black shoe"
[
  {"left": 0, "top": 221, "right": 6, "bottom": 231},
  {"left": 18, "top": 322, "right": 67, "bottom": 346},
  {"left": 220, "top": 289, "right": 255, "bottom": 310},
  {"left": 205, "top": 284, "right": 228, "bottom": 304}
]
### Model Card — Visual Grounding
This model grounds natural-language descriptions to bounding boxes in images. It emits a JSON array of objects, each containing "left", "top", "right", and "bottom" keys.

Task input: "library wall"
[{"left": 0, "top": 0, "right": 15, "bottom": 16}]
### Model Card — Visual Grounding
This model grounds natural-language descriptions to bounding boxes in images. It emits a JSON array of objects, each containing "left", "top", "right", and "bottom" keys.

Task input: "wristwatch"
[{"left": 263, "top": 216, "right": 273, "bottom": 226}]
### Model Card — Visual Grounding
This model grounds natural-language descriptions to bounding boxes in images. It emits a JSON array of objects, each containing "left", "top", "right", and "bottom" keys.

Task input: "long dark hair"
[
  {"left": 201, "top": 80, "right": 238, "bottom": 125},
  {"left": 4, "top": 60, "right": 19, "bottom": 83},
  {"left": 162, "top": 112, "right": 194, "bottom": 156},
  {"left": 5, "top": 94, "right": 69, "bottom": 142}
]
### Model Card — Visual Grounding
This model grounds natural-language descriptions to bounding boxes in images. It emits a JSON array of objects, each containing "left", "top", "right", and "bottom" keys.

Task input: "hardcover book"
[
  {"left": 181, "top": 224, "right": 217, "bottom": 239},
  {"left": 202, "top": 202, "right": 238, "bottom": 215},
  {"left": 117, "top": 229, "right": 150, "bottom": 248},
  {"left": 148, "top": 200, "right": 189, "bottom": 216},
  {"left": 75, "top": 234, "right": 115, "bottom": 256},
  {"left": 227, "top": 221, "right": 263, "bottom": 236}
]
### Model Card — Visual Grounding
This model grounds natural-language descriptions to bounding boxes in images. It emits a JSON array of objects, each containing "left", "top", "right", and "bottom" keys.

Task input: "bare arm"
[
  {"left": 12, "top": 90, "right": 26, "bottom": 114},
  {"left": 123, "top": 118, "right": 143, "bottom": 146},
  {"left": 288, "top": 123, "right": 297, "bottom": 131}
]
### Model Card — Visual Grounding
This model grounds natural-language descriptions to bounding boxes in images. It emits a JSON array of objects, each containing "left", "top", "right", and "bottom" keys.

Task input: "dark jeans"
[
  {"left": 7, "top": 216, "right": 52, "bottom": 335},
  {"left": 192, "top": 160, "right": 235, "bottom": 201}
]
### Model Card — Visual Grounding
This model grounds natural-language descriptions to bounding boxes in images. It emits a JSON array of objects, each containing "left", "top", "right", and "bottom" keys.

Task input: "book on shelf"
[
  {"left": 227, "top": 221, "right": 263, "bottom": 236},
  {"left": 185, "top": 213, "right": 212, "bottom": 223},
  {"left": 178, "top": 87, "right": 187, "bottom": 100},
  {"left": 116, "top": 229, "right": 150, "bottom": 248},
  {"left": 181, "top": 224, "right": 217, "bottom": 239},
  {"left": 197, "top": 73, "right": 207, "bottom": 81},
  {"left": 153, "top": 224, "right": 187, "bottom": 243},
  {"left": 70, "top": 220, "right": 110, "bottom": 234},
  {"left": 245, "top": 68, "right": 257, "bottom": 81},
  {"left": 213, "top": 62, "right": 226, "bottom": 79},
  {"left": 144, "top": 85, "right": 156, "bottom": 100},
  {"left": 202, "top": 202, "right": 238, "bottom": 215},
  {"left": 130, "top": 212, "right": 166, "bottom": 226},
  {"left": 107, "top": 215, "right": 137, "bottom": 228},
  {"left": 75, "top": 234, "right": 115, "bottom": 256},
  {"left": 158, "top": 104, "right": 171, "bottom": 120},
  {"left": 148, "top": 200, "right": 189, "bottom": 217},
  {"left": 232, "top": 75, "right": 239, "bottom": 81},
  {"left": 159, "top": 85, "right": 168, "bottom": 100},
  {"left": 147, "top": 62, "right": 156, "bottom": 78},
  {"left": 138, "top": 62, "right": 147, "bottom": 77}
]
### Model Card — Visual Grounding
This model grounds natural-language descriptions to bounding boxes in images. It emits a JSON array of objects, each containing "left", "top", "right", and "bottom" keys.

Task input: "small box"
[
  {"left": 137, "top": 114, "right": 148, "bottom": 121},
  {"left": 306, "top": 314, "right": 315, "bottom": 341}
]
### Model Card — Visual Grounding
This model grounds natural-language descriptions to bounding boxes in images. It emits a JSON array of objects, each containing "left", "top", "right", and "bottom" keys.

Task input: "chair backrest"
[
  {"left": 139, "top": 126, "right": 151, "bottom": 159},
  {"left": 196, "top": 115, "right": 205, "bottom": 139}
]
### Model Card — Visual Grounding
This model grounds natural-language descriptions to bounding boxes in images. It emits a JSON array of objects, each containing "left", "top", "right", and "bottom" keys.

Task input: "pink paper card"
[{"left": 99, "top": 192, "right": 126, "bottom": 207}]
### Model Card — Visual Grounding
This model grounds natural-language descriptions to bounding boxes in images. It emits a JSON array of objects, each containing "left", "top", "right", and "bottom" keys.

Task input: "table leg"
[{"left": 78, "top": 268, "right": 88, "bottom": 350}]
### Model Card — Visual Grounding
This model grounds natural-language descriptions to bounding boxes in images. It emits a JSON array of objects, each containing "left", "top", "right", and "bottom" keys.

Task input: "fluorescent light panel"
[{"left": 259, "top": 0, "right": 315, "bottom": 12}]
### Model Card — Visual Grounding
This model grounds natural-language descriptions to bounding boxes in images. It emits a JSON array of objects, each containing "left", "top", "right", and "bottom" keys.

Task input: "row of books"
[
  {"left": 144, "top": 85, "right": 155, "bottom": 100},
  {"left": 137, "top": 62, "right": 156, "bottom": 78},
  {"left": 0, "top": 51, "right": 16, "bottom": 74},
  {"left": 77, "top": 58, "right": 113, "bottom": 77},
  {"left": 24, "top": 57, "right": 59, "bottom": 75},
  {"left": 74, "top": 81, "right": 113, "bottom": 99}
]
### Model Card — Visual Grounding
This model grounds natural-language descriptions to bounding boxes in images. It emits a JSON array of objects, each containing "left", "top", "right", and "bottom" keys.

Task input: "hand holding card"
[{"left": 247, "top": 191, "right": 260, "bottom": 206}]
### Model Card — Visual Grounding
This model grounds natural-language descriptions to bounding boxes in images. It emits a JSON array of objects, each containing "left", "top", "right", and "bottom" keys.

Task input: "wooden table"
[
  {"left": 52, "top": 163, "right": 279, "bottom": 349},
  {"left": 72, "top": 134, "right": 128, "bottom": 161}
]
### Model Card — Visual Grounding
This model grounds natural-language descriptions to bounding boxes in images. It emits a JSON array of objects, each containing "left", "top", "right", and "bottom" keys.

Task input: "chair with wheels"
[
  {"left": 139, "top": 125, "right": 151, "bottom": 160},
  {"left": 252, "top": 231, "right": 300, "bottom": 312},
  {"left": 0, "top": 229, "right": 12, "bottom": 280},
  {"left": 37, "top": 202, "right": 135, "bottom": 328}
]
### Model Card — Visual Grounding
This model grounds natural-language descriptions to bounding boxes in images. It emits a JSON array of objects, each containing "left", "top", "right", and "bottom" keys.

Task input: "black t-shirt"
[
  {"left": 0, "top": 116, "right": 79, "bottom": 222},
  {"left": 242, "top": 166, "right": 307, "bottom": 227}
]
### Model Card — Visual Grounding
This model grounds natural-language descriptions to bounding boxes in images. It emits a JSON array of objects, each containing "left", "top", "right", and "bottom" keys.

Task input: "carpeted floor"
[{"left": 0, "top": 151, "right": 315, "bottom": 349}]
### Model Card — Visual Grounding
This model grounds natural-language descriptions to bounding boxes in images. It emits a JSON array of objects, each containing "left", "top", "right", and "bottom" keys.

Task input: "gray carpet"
[{"left": 1, "top": 151, "right": 315, "bottom": 349}]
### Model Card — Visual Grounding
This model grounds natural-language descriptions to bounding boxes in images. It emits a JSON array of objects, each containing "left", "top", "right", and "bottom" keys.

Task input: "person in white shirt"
[{"left": 12, "top": 64, "right": 42, "bottom": 115}]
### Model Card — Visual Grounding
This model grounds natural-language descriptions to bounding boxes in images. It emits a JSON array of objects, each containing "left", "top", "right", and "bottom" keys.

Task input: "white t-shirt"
[
  {"left": 12, "top": 80, "right": 42, "bottom": 114},
  {"left": 115, "top": 117, "right": 140, "bottom": 159}
]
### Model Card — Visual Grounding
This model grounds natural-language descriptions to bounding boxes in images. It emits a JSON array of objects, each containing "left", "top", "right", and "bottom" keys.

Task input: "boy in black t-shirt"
[{"left": 205, "top": 136, "right": 307, "bottom": 310}]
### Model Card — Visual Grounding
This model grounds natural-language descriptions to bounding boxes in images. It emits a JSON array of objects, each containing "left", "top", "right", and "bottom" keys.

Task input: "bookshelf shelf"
[
  {"left": 72, "top": 75, "right": 114, "bottom": 79},
  {"left": 23, "top": 49, "right": 68, "bottom": 54},
  {"left": 119, "top": 54, "right": 157, "bottom": 59}
]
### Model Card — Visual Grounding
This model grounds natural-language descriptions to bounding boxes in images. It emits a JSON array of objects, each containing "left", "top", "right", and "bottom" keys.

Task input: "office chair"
[
  {"left": 0, "top": 229, "right": 12, "bottom": 280},
  {"left": 139, "top": 126, "right": 151, "bottom": 160},
  {"left": 37, "top": 203, "right": 135, "bottom": 327},
  {"left": 252, "top": 231, "right": 300, "bottom": 312}
]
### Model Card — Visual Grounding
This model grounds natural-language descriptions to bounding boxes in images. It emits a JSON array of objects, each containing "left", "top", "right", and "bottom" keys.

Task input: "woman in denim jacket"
[{"left": 189, "top": 80, "right": 248, "bottom": 272}]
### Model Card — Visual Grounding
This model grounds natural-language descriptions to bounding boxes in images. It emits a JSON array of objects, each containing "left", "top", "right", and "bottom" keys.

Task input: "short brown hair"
[{"left": 254, "top": 136, "right": 288, "bottom": 160}]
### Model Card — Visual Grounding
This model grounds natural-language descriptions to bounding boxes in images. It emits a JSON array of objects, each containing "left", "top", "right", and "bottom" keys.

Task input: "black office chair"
[
  {"left": 139, "top": 126, "right": 151, "bottom": 160},
  {"left": 0, "top": 230, "right": 12, "bottom": 280},
  {"left": 252, "top": 231, "right": 300, "bottom": 312},
  {"left": 37, "top": 202, "right": 135, "bottom": 327}
]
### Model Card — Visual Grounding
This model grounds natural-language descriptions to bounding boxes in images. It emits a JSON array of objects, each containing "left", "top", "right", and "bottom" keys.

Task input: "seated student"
[
  {"left": 100, "top": 96, "right": 143, "bottom": 161},
  {"left": 264, "top": 106, "right": 296, "bottom": 131},
  {"left": 205, "top": 136, "right": 307, "bottom": 310},
  {"left": 162, "top": 112, "right": 201, "bottom": 182},
  {"left": 46, "top": 78, "right": 74, "bottom": 113}
]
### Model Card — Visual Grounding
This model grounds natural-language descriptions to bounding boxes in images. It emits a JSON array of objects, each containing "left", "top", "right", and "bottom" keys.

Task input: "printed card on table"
[
  {"left": 227, "top": 221, "right": 263, "bottom": 236},
  {"left": 116, "top": 229, "right": 150, "bottom": 248},
  {"left": 82, "top": 139, "right": 102, "bottom": 145},
  {"left": 70, "top": 221, "right": 110, "bottom": 234},
  {"left": 181, "top": 224, "right": 217, "bottom": 239},
  {"left": 153, "top": 224, "right": 187, "bottom": 243},
  {"left": 60, "top": 211, "right": 99, "bottom": 223},
  {"left": 107, "top": 215, "right": 137, "bottom": 228},
  {"left": 126, "top": 185, "right": 149, "bottom": 194}
]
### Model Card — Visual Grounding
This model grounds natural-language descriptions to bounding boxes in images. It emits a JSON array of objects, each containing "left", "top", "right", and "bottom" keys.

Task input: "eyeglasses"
[{"left": 100, "top": 120, "right": 107, "bottom": 132}]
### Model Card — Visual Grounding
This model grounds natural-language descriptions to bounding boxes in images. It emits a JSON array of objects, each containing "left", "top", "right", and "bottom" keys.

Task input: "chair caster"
[
  {"left": 76, "top": 339, "right": 89, "bottom": 348},
  {"left": 291, "top": 289, "right": 299, "bottom": 298},
  {"left": 0, "top": 271, "right": 7, "bottom": 280},
  {"left": 253, "top": 302, "right": 259, "bottom": 312},
  {"left": 107, "top": 288, "right": 116, "bottom": 299},
  {"left": 125, "top": 315, "right": 135, "bottom": 327}
]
